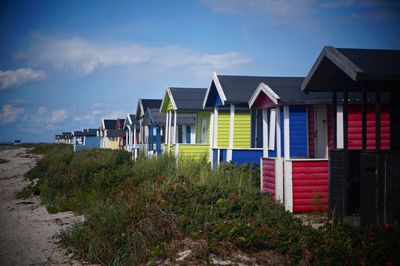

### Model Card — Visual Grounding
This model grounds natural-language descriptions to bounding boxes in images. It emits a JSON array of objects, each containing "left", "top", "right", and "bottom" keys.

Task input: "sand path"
[{"left": 0, "top": 146, "right": 83, "bottom": 266}]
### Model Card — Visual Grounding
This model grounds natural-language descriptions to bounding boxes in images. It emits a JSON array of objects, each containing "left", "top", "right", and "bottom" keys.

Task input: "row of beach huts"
[{"left": 55, "top": 46, "right": 400, "bottom": 228}]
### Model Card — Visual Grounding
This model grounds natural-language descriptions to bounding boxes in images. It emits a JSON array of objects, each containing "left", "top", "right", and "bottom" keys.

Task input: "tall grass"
[{"left": 26, "top": 144, "right": 400, "bottom": 265}]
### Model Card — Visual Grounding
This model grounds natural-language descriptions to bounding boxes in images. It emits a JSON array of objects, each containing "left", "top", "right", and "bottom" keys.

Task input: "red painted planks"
[
  {"left": 262, "top": 158, "right": 276, "bottom": 199},
  {"left": 291, "top": 160, "right": 328, "bottom": 212},
  {"left": 348, "top": 104, "right": 390, "bottom": 150}
]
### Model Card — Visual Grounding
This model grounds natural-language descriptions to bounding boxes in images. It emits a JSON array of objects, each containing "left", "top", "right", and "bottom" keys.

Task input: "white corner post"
[
  {"left": 283, "top": 105, "right": 293, "bottom": 212},
  {"left": 139, "top": 119, "right": 143, "bottom": 145},
  {"left": 173, "top": 110, "right": 177, "bottom": 145},
  {"left": 133, "top": 124, "right": 138, "bottom": 159},
  {"left": 336, "top": 104, "right": 344, "bottom": 149},
  {"left": 262, "top": 109, "right": 269, "bottom": 158},
  {"left": 213, "top": 107, "right": 218, "bottom": 148},
  {"left": 167, "top": 111, "right": 170, "bottom": 146},
  {"left": 209, "top": 112, "right": 214, "bottom": 166},
  {"left": 227, "top": 104, "right": 235, "bottom": 162},
  {"left": 275, "top": 107, "right": 284, "bottom": 203},
  {"left": 165, "top": 111, "right": 169, "bottom": 150},
  {"left": 214, "top": 107, "right": 220, "bottom": 165}
]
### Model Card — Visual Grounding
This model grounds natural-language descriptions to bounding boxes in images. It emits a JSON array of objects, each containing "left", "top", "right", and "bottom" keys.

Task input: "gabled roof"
[
  {"left": 204, "top": 72, "right": 291, "bottom": 108},
  {"left": 62, "top": 132, "right": 73, "bottom": 138},
  {"left": 117, "top": 119, "right": 125, "bottom": 129},
  {"left": 83, "top": 128, "right": 98, "bottom": 136},
  {"left": 302, "top": 46, "right": 400, "bottom": 92},
  {"left": 102, "top": 119, "right": 117, "bottom": 130},
  {"left": 160, "top": 87, "right": 207, "bottom": 112},
  {"left": 105, "top": 129, "right": 119, "bottom": 138},
  {"left": 73, "top": 130, "right": 83, "bottom": 136},
  {"left": 124, "top": 114, "right": 140, "bottom": 129},
  {"left": 143, "top": 108, "right": 166, "bottom": 126},
  {"left": 135, "top": 98, "right": 162, "bottom": 118},
  {"left": 129, "top": 114, "right": 136, "bottom": 123},
  {"left": 248, "top": 77, "right": 332, "bottom": 108}
]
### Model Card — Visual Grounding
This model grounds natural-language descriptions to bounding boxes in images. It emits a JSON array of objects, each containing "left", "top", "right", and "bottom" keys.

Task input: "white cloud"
[
  {"left": 49, "top": 109, "right": 69, "bottom": 123},
  {"left": 15, "top": 35, "right": 251, "bottom": 76},
  {"left": 0, "top": 68, "right": 46, "bottom": 91},
  {"left": 201, "top": 0, "right": 399, "bottom": 25},
  {"left": 320, "top": 0, "right": 399, "bottom": 9},
  {"left": 37, "top": 106, "right": 47, "bottom": 115},
  {"left": 0, "top": 104, "right": 24, "bottom": 124}
]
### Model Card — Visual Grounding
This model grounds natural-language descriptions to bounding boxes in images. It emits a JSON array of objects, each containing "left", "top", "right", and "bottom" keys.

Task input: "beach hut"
[
  {"left": 248, "top": 78, "right": 333, "bottom": 212},
  {"left": 135, "top": 98, "right": 162, "bottom": 154},
  {"left": 116, "top": 118, "right": 126, "bottom": 150},
  {"left": 99, "top": 119, "right": 120, "bottom": 149},
  {"left": 123, "top": 114, "right": 140, "bottom": 158},
  {"left": 60, "top": 132, "right": 73, "bottom": 144},
  {"left": 72, "top": 131, "right": 84, "bottom": 145},
  {"left": 74, "top": 129, "right": 100, "bottom": 151},
  {"left": 142, "top": 107, "right": 166, "bottom": 156},
  {"left": 160, "top": 87, "right": 211, "bottom": 161},
  {"left": 203, "top": 72, "right": 283, "bottom": 167},
  {"left": 302, "top": 46, "right": 400, "bottom": 227}
]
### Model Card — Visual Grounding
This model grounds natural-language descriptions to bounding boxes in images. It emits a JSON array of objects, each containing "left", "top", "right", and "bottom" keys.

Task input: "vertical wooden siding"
[
  {"left": 217, "top": 112, "right": 230, "bottom": 148},
  {"left": 262, "top": 158, "right": 276, "bottom": 199},
  {"left": 292, "top": 160, "right": 329, "bottom": 212},
  {"left": 308, "top": 105, "right": 315, "bottom": 158},
  {"left": 289, "top": 106, "right": 308, "bottom": 157},
  {"left": 234, "top": 111, "right": 251, "bottom": 148},
  {"left": 348, "top": 104, "right": 390, "bottom": 150},
  {"left": 327, "top": 105, "right": 333, "bottom": 150}
]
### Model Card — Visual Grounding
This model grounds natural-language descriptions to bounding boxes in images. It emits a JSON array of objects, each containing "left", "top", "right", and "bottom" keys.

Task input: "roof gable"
[
  {"left": 103, "top": 119, "right": 117, "bottom": 130},
  {"left": 135, "top": 98, "right": 162, "bottom": 118},
  {"left": 249, "top": 83, "right": 280, "bottom": 109},
  {"left": 160, "top": 88, "right": 176, "bottom": 112},
  {"left": 143, "top": 108, "right": 166, "bottom": 126},
  {"left": 203, "top": 72, "right": 227, "bottom": 108},
  {"left": 249, "top": 77, "right": 332, "bottom": 107},
  {"left": 302, "top": 46, "right": 400, "bottom": 92}
]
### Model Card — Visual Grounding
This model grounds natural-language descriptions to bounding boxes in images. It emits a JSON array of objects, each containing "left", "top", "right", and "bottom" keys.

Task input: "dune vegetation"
[{"left": 21, "top": 144, "right": 399, "bottom": 265}]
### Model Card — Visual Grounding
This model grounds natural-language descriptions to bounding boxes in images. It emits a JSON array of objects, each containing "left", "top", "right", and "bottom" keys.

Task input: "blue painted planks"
[
  {"left": 232, "top": 149, "right": 263, "bottom": 166},
  {"left": 289, "top": 106, "right": 307, "bottom": 157}
]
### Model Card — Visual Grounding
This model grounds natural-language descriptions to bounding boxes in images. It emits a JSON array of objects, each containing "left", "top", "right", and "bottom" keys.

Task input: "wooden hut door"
[{"left": 315, "top": 105, "right": 328, "bottom": 158}]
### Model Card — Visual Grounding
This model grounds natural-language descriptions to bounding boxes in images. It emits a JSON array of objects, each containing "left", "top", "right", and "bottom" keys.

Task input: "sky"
[{"left": 0, "top": 0, "right": 399, "bottom": 143}]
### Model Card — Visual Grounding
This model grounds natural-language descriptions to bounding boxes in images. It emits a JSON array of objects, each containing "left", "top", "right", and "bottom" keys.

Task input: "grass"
[{"left": 23, "top": 144, "right": 400, "bottom": 265}]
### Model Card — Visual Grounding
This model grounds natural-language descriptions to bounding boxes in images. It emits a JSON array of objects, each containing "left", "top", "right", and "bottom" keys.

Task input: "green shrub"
[{"left": 26, "top": 145, "right": 400, "bottom": 265}]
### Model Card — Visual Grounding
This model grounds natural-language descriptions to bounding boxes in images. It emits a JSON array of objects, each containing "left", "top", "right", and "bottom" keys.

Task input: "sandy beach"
[{"left": 0, "top": 146, "right": 83, "bottom": 266}]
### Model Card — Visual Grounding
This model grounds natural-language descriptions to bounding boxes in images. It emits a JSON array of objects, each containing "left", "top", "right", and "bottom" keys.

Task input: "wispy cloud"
[
  {"left": 0, "top": 104, "right": 24, "bottom": 124},
  {"left": 49, "top": 109, "right": 69, "bottom": 123},
  {"left": 320, "top": 0, "right": 399, "bottom": 9},
  {"left": 37, "top": 106, "right": 47, "bottom": 115},
  {"left": 201, "top": 0, "right": 399, "bottom": 26},
  {"left": 0, "top": 68, "right": 46, "bottom": 91},
  {"left": 15, "top": 35, "right": 251, "bottom": 76}
]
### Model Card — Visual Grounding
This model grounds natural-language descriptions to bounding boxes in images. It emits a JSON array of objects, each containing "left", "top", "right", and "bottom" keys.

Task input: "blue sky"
[{"left": 1, "top": 0, "right": 399, "bottom": 142}]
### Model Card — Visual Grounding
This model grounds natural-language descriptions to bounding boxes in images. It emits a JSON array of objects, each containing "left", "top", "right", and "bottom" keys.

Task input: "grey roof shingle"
[
  {"left": 169, "top": 87, "right": 207, "bottom": 110},
  {"left": 73, "top": 131, "right": 83, "bottom": 136},
  {"left": 103, "top": 119, "right": 117, "bottom": 130},
  {"left": 143, "top": 108, "right": 166, "bottom": 126},
  {"left": 105, "top": 129, "right": 120, "bottom": 138},
  {"left": 217, "top": 75, "right": 273, "bottom": 105},
  {"left": 136, "top": 98, "right": 162, "bottom": 118},
  {"left": 302, "top": 46, "right": 400, "bottom": 92},
  {"left": 83, "top": 128, "right": 98, "bottom": 136},
  {"left": 259, "top": 77, "right": 332, "bottom": 105}
]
